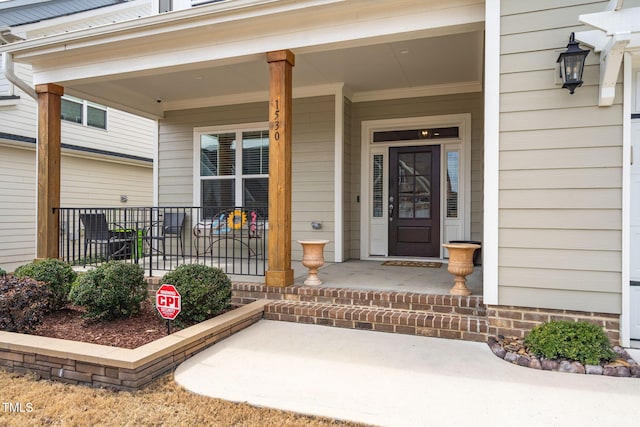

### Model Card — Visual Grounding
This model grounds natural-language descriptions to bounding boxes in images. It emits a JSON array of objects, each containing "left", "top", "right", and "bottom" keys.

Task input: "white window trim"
[{"left": 192, "top": 121, "right": 269, "bottom": 212}]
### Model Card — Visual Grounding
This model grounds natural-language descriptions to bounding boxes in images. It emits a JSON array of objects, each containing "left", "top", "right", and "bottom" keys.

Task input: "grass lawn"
[{"left": 0, "top": 370, "right": 366, "bottom": 426}]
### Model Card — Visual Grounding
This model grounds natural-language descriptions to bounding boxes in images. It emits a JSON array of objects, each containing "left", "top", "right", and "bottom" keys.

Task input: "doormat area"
[{"left": 382, "top": 261, "right": 442, "bottom": 268}]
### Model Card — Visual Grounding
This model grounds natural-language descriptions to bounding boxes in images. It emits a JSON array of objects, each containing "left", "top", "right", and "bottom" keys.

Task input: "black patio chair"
[
  {"left": 79, "top": 213, "right": 136, "bottom": 264},
  {"left": 143, "top": 212, "right": 186, "bottom": 260}
]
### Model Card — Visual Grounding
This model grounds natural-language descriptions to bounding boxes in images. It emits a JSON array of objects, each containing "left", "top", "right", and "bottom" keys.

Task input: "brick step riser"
[
  {"left": 232, "top": 284, "right": 486, "bottom": 316},
  {"left": 265, "top": 302, "right": 488, "bottom": 342}
]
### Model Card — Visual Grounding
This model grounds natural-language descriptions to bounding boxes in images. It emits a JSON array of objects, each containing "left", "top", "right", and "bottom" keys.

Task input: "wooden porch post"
[
  {"left": 265, "top": 50, "right": 295, "bottom": 287},
  {"left": 35, "top": 83, "right": 64, "bottom": 260}
]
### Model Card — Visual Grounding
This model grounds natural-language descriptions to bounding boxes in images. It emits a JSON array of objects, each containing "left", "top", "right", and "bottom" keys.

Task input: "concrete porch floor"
[{"left": 229, "top": 259, "right": 483, "bottom": 295}]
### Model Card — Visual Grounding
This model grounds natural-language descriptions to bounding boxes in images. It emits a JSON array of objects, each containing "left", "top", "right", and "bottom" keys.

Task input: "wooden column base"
[{"left": 265, "top": 269, "right": 294, "bottom": 287}]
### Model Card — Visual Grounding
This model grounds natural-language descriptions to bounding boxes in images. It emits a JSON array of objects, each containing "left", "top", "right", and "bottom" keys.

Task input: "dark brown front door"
[{"left": 389, "top": 145, "right": 440, "bottom": 257}]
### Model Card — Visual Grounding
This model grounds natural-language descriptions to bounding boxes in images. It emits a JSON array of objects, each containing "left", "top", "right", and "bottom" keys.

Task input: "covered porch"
[{"left": 4, "top": 0, "right": 486, "bottom": 295}]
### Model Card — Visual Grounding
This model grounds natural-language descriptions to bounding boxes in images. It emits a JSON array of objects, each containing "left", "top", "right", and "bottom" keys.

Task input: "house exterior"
[
  {"left": 1, "top": 0, "right": 639, "bottom": 347},
  {"left": 0, "top": 0, "right": 156, "bottom": 272}
]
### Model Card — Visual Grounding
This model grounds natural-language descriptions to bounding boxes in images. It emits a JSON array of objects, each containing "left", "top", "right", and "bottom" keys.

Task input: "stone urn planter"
[
  {"left": 297, "top": 240, "right": 330, "bottom": 286},
  {"left": 442, "top": 242, "right": 480, "bottom": 296}
]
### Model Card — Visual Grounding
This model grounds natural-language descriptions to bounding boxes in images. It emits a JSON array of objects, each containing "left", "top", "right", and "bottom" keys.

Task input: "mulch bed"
[{"left": 32, "top": 300, "right": 175, "bottom": 349}]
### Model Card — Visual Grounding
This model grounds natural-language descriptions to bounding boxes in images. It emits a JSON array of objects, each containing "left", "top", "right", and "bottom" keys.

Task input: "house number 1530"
[{"left": 273, "top": 99, "right": 280, "bottom": 141}]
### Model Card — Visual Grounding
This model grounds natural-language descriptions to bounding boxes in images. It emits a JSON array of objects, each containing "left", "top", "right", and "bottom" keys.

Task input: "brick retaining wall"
[
  {"left": 487, "top": 305, "right": 620, "bottom": 345},
  {"left": 0, "top": 300, "right": 267, "bottom": 391}
]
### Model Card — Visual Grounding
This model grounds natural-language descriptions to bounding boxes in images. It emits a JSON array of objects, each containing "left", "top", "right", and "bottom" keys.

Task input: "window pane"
[
  {"left": 87, "top": 105, "right": 106, "bottom": 129},
  {"left": 242, "top": 130, "right": 269, "bottom": 175},
  {"left": 372, "top": 154, "right": 383, "bottom": 217},
  {"left": 200, "top": 133, "right": 235, "bottom": 177},
  {"left": 243, "top": 178, "right": 268, "bottom": 209},
  {"left": 61, "top": 98, "right": 82, "bottom": 124},
  {"left": 201, "top": 179, "right": 234, "bottom": 217},
  {"left": 447, "top": 151, "right": 459, "bottom": 218}
]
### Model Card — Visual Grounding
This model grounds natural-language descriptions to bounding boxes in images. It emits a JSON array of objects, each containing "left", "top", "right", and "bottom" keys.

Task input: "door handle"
[{"left": 388, "top": 203, "right": 394, "bottom": 221}]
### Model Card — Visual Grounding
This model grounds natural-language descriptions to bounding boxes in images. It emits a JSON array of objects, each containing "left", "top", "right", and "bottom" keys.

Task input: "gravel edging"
[{"left": 487, "top": 336, "right": 640, "bottom": 378}]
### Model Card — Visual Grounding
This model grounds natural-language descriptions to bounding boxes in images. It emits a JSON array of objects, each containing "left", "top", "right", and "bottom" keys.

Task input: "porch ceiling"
[{"left": 2, "top": 0, "right": 485, "bottom": 118}]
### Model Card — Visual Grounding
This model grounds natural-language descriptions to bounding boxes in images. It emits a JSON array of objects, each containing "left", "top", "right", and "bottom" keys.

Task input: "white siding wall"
[
  {"left": 0, "top": 146, "right": 152, "bottom": 273},
  {"left": 0, "top": 63, "right": 37, "bottom": 140},
  {"left": 62, "top": 108, "right": 156, "bottom": 159},
  {"left": 158, "top": 96, "right": 337, "bottom": 261},
  {"left": 349, "top": 92, "right": 484, "bottom": 259},
  {"left": 0, "top": 146, "right": 36, "bottom": 273},
  {"left": 498, "top": 1, "right": 623, "bottom": 313}
]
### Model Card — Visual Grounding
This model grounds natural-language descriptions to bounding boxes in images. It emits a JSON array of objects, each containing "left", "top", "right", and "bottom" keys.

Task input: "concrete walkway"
[{"left": 175, "top": 321, "right": 640, "bottom": 427}]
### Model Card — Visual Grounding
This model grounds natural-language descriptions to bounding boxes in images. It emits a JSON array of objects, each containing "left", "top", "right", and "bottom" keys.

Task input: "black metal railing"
[{"left": 56, "top": 206, "right": 267, "bottom": 277}]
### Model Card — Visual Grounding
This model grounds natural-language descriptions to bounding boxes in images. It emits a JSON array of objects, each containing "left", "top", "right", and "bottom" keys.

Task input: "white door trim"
[{"left": 360, "top": 113, "right": 472, "bottom": 260}]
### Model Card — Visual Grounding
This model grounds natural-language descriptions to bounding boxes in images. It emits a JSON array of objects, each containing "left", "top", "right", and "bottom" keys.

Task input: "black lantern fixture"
[{"left": 557, "top": 32, "right": 590, "bottom": 94}]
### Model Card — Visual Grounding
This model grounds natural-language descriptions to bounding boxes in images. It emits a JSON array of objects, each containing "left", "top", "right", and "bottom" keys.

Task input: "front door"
[{"left": 388, "top": 145, "right": 440, "bottom": 257}]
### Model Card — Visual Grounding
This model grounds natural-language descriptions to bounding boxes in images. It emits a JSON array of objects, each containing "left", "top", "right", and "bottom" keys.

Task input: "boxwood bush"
[
  {"left": 160, "top": 264, "right": 231, "bottom": 325},
  {"left": 524, "top": 320, "right": 616, "bottom": 365},
  {"left": 69, "top": 262, "right": 147, "bottom": 321},
  {"left": 0, "top": 275, "right": 54, "bottom": 333},
  {"left": 14, "top": 259, "right": 77, "bottom": 310}
]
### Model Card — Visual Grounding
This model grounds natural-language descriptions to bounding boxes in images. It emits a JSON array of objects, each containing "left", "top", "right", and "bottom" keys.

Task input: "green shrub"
[
  {"left": 69, "top": 262, "right": 147, "bottom": 321},
  {"left": 14, "top": 259, "right": 76, "bottom": 310},
  {"left": 0, "top": 267, "right": 6, "bottom": 277},
  {"left": 0, "top": 276, "right": 54, "bottom": 333},
  {"left": 160, "top": 264, "right": 231, "bottom": 325},
  {"left": 524, "top": 320, "right": 616, "bottom": 365}
]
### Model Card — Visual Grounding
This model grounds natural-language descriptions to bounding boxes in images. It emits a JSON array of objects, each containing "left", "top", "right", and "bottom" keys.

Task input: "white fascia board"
[
  {"left": 2, "top": 0, "right": 343, "bottom": 55},
  {"left": 6, "top": 1, "right": 484, "bottom": 86}
]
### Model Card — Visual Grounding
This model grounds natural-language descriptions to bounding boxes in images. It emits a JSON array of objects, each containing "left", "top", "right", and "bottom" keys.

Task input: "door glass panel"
[
  {"left": 398, "top": 153, "right": 414, "bottom": 175},
  {"left": 399, "top": 196, "right": 414, "bottom": 218},
  {"left": 372, "top": 154, "right": 383, "bottom": 217},
  {"left": 396, "top": 152, "right": 432, "bottom": 219},
  {"left": 447, "top": 151, "right": 459, "bottom": 218},
  {"left": 415, "top": 152, "right": 430, "bottom": 176}
]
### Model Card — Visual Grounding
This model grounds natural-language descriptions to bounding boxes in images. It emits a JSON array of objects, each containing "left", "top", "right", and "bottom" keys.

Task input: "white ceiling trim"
[
  {"left": 351, "top": 81, "right": 482, "bottom": 103},
  {"left": 162, "top": 83, "right": 346, "bottom": 111}
]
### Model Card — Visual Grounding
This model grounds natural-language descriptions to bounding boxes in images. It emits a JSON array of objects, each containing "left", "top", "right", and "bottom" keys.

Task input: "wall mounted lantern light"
[{"left": 557, "top": 32, "right": 590, "bottom": 94}]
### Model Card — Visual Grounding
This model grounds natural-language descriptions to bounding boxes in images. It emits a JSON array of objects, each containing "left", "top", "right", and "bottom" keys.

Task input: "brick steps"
[
  {"left": 232, "top": 283, "right": 488, "bottom": 342},
  {"left": 264, "top": 300, "right": 488, "bottom": 342}
]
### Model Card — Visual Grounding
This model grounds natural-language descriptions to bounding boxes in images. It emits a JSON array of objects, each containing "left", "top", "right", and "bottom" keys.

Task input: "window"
[
  {"left": 61, "top": 96, "right": 107, "bottom": 130},
  {"left": 197, "top": 126, "right": 269, "bottom": 217}
]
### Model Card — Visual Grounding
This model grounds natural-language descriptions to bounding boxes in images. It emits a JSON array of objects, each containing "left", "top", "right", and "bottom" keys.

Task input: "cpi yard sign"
[{"left": 156, "top": 284, "right": 181, "bottom": 321}]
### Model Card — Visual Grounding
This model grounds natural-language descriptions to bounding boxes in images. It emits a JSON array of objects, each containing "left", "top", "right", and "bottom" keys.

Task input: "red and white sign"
[{"left": 155, "top": 284, "right": 181, "bottom": 320}]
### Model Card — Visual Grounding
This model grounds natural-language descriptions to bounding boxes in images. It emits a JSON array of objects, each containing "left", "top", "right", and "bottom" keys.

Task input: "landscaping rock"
[
  {"left": 615, "top": 367, "right": 631, "bottom": 377},
  {"left": 585, "top": 365, "right": 603, "bottom": 375},
  {"left": 558, "top": 360, "right": 574, "bottom": 373},
  {"left": 529, "top": 358, "right": 542, "bottom": 370},
  {"left": 486, "top": 335, "right": 638, "bottom": 378},
  {"left": 504, "top": 352, "right": 518, "bottom": 363}
]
